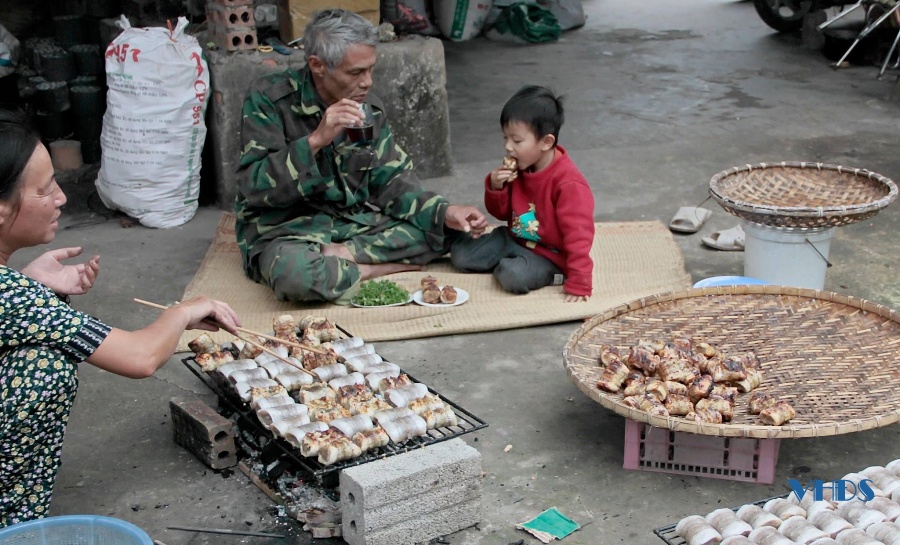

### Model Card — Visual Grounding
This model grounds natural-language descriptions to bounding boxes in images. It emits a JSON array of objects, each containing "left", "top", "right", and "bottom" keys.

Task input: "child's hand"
[
  {"left": 565, "top": 293, "right": 589, "bottom": 303},
  {"left": 489, "top": 167, "right": 516, "bottom": 190}
]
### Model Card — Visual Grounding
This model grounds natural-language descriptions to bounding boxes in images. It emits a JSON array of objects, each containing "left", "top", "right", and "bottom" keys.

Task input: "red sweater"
[{"left": 483, "top": 146, "right": 595, "bottom": 296}]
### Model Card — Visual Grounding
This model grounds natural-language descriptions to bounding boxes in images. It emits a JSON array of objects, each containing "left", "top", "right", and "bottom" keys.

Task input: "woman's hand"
[
  {"left": 21, "top": 247, "right": 100, "bottom": 296},
  {"left": 176, "top": 296, "right": 242, "bottom": 335}
]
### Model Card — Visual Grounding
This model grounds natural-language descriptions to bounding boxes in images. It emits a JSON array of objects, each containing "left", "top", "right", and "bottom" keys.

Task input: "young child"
[{"left": 451, "top": 85, "right": 595, "bottom": 302}]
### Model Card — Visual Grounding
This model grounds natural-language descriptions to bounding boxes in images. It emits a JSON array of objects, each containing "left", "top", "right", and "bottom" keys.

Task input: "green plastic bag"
[{"left": 491, "top": 2, "right": 561, "bottom": 43}]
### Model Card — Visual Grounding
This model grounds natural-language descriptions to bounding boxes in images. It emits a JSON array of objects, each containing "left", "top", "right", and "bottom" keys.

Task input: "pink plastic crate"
[{"left": 623, "top": 418, "right": 780, "bottom": 484}]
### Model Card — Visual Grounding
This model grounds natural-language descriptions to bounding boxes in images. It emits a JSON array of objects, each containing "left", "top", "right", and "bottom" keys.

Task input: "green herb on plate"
[{"left": 351, "top": 279, "right": 410, "bottom": 307}]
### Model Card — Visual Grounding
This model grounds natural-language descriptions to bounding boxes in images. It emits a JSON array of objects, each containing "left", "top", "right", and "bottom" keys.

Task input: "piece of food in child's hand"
[
  {"left": 440, "top": 285, "right": 457, "bottom": 304},
  {"left": 502, "top": 156, "right": 518, "bottom": 177}
]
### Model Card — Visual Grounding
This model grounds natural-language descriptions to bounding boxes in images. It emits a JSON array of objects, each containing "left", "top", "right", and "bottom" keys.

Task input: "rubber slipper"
[
  {"left": 701, "top": 225, "right": 745, "bottom": 251},
  {"left": 669, "top": 206, "right": 712, "bottom": 234}
]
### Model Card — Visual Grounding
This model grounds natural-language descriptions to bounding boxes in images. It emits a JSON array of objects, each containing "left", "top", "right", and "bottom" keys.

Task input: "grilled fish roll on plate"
[{"left": 319, "top": 436, "right": 363, "bottom": 466}]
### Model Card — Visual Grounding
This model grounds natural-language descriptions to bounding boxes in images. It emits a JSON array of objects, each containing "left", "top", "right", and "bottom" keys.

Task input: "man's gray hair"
[{"left": 303, "top": 9, "right": 379, "bottom": 69}]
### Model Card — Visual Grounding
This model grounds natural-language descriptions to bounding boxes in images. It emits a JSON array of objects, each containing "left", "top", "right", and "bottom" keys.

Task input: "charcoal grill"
[
  {"left": 181, "top": 333, "right": 487, "bottom": 486},
  {"left": 652, "top": 494, "right": 789, "bottom": 544}
]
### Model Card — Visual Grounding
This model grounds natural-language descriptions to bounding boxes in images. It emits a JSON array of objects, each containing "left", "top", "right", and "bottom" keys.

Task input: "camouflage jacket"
[{"left": 234, "top": 67, "right": 450, "bottom": 277}]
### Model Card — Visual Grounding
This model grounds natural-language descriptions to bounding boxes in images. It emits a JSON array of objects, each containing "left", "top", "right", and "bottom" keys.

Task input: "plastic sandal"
[
  {"left": 669, "top": 206, "right": 712, "bottom": 234},
  {"left": 701, "top": 225, "right": 745, "bottom": 251}
]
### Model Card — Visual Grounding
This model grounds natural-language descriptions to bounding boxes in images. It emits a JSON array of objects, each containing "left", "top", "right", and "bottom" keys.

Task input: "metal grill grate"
[
  {"left": 652, "top": 494, "right": 789, "bottom": 544},
  {"left": 182, "top": 350, "right": 487, "bottom": 485}
]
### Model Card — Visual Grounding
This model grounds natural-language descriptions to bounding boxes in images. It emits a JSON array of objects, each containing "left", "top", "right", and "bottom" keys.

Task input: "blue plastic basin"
[{"left": 0, "top": 515, "right": 153, "bottom": 545}]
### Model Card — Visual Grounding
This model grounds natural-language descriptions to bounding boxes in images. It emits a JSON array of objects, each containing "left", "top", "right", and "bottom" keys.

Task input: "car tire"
[{"left": 753, "top": 0, "right": 814, "bottom": 32}]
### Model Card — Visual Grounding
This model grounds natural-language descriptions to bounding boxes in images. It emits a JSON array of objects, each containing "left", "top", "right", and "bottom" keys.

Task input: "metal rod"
[
  {"left": 818, "top": 1, "right": 863, "bottom": 31},
  {"left": 167, "top": 525, "right": 284, "bottom": 538}
]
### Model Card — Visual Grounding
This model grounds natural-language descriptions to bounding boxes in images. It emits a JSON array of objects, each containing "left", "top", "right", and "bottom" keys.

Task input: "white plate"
[
  {"left": 350, "top": 294, "right": 413, "bottom": 308},
  {"left": 412, "top": 287, "right": 469, "bottom": 307}
]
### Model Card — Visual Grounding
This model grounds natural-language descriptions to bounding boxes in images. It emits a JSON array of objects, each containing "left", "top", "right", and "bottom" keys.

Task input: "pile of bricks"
[
  {"left": 169, "top": 397, "right": 238, "bottom": 469},
  {"left": 206, "top": 0, "right": 258, "bottom": 52}
]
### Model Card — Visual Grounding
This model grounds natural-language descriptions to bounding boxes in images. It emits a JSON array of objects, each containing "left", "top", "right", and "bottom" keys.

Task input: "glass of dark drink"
[{"left": 345, "top": 102, "right": 375, "bottom": 146}]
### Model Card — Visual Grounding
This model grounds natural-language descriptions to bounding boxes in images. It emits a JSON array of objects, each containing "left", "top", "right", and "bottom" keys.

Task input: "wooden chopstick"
[
  {"left": 132, "top": 298, "right": 328, "bottom": 355},
  {"left": 134, "top": 298, "right": 325, "bottom": 379}
]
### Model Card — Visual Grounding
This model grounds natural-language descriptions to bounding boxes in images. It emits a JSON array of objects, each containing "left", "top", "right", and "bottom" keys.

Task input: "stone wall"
[{"left": 205, "top": 35, "right": 452, "bottom": 208}]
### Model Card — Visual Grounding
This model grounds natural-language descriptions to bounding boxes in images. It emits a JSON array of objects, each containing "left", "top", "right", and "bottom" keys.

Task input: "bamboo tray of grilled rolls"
[{"left": 563, "top": 285, "right": 900, "bottom": 439}]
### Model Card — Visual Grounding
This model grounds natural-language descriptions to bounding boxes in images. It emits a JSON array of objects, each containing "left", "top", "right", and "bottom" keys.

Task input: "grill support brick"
[
  {"left": 169, "top": 397, "right": 237, "bottom": 470},
  {"left": 340, "top": 438, "right": 482, "bottom": 545}
]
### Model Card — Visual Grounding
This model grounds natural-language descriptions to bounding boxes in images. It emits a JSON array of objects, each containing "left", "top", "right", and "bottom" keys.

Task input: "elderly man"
[{"left": 235, "top": 9, "right": 486, "bottom": 304}]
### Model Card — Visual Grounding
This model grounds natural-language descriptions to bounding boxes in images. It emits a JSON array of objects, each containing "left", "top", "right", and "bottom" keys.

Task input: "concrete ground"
[{"left": 11, "top": 0, "right": 900, "bottom": 543}]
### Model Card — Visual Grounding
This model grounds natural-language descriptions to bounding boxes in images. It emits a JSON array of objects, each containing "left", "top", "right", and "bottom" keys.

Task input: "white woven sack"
[
  {"left": 95, "top": 16, "right": 208, "bottom": 228},
  {"left": 436, "top": 0, "right": 493, "bottom": 41}
]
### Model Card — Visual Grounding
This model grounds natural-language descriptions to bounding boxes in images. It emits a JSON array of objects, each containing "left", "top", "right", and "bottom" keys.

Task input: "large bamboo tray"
[
  {"left": 563, "top": 286, "right": 900, "bottom": 439},
  {"left": 708, "top": 162, "right": 897, "bottom": 228}
]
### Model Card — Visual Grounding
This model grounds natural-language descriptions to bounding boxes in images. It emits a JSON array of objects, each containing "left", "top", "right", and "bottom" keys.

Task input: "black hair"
[
  {"left": 0, "top": 107, "right": 40, "bottom": 206},
  {"left": 500, "top": 85, "right": 565, "bottom": 146}
]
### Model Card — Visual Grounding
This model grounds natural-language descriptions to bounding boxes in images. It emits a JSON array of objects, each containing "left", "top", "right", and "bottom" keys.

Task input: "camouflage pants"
[{"left": 258, "top": 213, "right": 452, "bottom": 304}]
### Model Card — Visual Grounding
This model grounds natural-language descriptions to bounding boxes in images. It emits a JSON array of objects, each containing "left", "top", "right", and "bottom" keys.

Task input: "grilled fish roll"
[
  {"left": 374, "top": 407, "right": 415, "bottom": 427},
  {"left": 711, "top": 355, "right": 748, "bottom": 383},
  {"left": 763, "top": 498, "right": 805, "bottom": 520},
  {"left": 808, "top": 510, "right": 852, "bottom": 538},
  {"left": 596, "top": 359, "right": 630, "bottom": 393},
  {"left": 188, "top": 333, "right": 218, "bottom": 355},
  {"left": 665, "top": 381, "right": 689, "bottom": 396},
  {"left": 228, "top": 367, "right": 270, "bottom": 384},
  {"left": 328, "top": 372, "right": 365, "bottom": 391},
  {"left": 360, "top": 362, "right": 402, "bottom": 376},
  {"left": 658, "top": 359, "right": 698, "bottom": 384},
  {"left": 251, "top": 394, "right": 295, "bottom": 411},
  {"left": 636, "top": 394, "right": 669, "bottom": 417},
  {"left": 865, "top": 496, "right": 900, "bottom": 521},
  {"left": 866, "top": 522, "right": 900, "bottom": 544},
  {"left": 645, "top": 379, "right": 668, "bottom": 402},
  {"left": 258, "top": 403, "right": 309, "bottom": 429},
  {"left": 687, "top": 375, "right": 715, "bottom": 404},
  {"left": 758, "top": 401, "right": 796, "bottom": 426},
  {"left": 778, "top": 517, "right": 827, "bottom": 543},
  {"left": 381, "top": 413, "right": 427, "bottom": 443},
  {"left": 598, "top": 345, "right": 622, "bottom": 366},
  {"left": 694, "top": 342, "right": 719, "bottom": 359},
  {"left": 275, "top": 371, "right": 315, "bottom": 391},
  {"left": 344, "top": 353, "right": 384, "bottom": 373},
  {"left": 860, "top": 467, "right": 900, "bottom": 498},
  {"left": 365, "top": 369, "right": 401, "bottom": 392},
  {"left": 284, "top": 421, "right": 329, "bottom": 449},
  {"left": 300, "top": 428, "right": 344, "bottom": 457},
  {"left": 215, "top": 359, "right": 258, "bottom": 380},
  {"left": 696, "top": 396, "right": 734, "bottom": 422},
  {"left": 440, "top": 285, "right": 458, "bottom": 304},
  {"left": 352, "top": 426, "right": 390, "bottom": 452},
  {"left": 422, "top": 284, "right": 441, "bottom": 304},
  {"left": 249, "top": 384, "right": 288, "bottom": 403},
  {"left": 375, "top": 374, "right": 413, "bottom": 395},
  {"left": 311, "top": 405, "right": 353, "bottom": 423},
  {"left": 735, "top": 504, "right": 781, "bottom": 529},
  {"left": 734, "top": 368, "right": 763, "bottom": 393},
  {"left": 627, "top": 346, "right": 659, "bottom": 375},
  {"left": 746, "top": 526, "right": 793, "bottom": 545},
  {"left": 748, "top": 391, "right": 777, "bottom": 414},
  {"left": 407, "top": 393, "right": 445, "bottom": 415},
  {"left": 296, "top": 384, "right": 337, "bottom": 404},
  {"left": 329, "top": 336, "right": 365, "bottom": 356},
  {"left": 422, "top": 406, "right": 458, "bottom": 429},
  {"left": 330, "top": 414, "right": 374, "bottom": 438},
  {"left": 706, "top": 508, "right": 752, "bottom": 538},
  {"left": 710, "top": 385, "right": 738, "bottom": 403},
  {"left": 421, "top": 275, "right": 439, "bottom": 288},
  {"left": 313, "top": 363, "right": 348, "bottom": 382},
  {"left": 235, "top": 378, "right": 279, "bottom": 402},
  {"left": 195, "top": 350, "right": 234, "bottom": 372},
  {"left": 664, "top": 394, "right": 693, "bottom": 416},
  {"left": 259, "top": 358, "right": 302, "bottom": 376},
  {"left": 340, "top": 344, "right": 376, "bottom": 361},
  {"left": 269, "top": 413, "right": 312, "bottom": 437},
  {"left": 685, "top": 408, "right": 722, "bottom": 424},
  {"left": 623, "top": 376, "right": 646, "bottom": 397},
  {"left": 318, "top": 436, "right": 363, "bottom": 466},
  {"left": 385, "top": 383, "right": 429, "bottom": 408},
  {"left": 349, "top": 397, "right": 392, "bottom": 416},
  {"left": 675, "top": 515, "right": 721, "bottom": 545}
]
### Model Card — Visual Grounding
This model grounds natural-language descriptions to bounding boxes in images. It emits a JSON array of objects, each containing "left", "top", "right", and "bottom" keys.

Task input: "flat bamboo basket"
[
  {"left": 563, "top": 286, "right": 900, "bottom": 439},
  {"left": 709, "top": 162, "right": 898, "bottom": 229}
]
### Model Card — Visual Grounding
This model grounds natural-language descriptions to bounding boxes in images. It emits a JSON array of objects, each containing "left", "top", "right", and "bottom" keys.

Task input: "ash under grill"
[{"left": 182, "top": 353, "right": 487, "bottom": 485}]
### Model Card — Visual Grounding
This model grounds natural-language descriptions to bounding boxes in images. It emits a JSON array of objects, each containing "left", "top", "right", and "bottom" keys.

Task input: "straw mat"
[
  {"left": 564, "top": 285, "right": 900, "bottom": 439},
  {"left": 175, "top": 213, "right": 690, "bottom": 351}
]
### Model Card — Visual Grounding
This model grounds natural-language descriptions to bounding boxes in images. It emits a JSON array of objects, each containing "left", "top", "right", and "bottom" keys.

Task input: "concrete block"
[
  {"left": 203, "top": 35, "right": 452, "bottom": 208},
  {"left": 340, "top": 439, "right": 482, "bottom": 545},
  {"left": 169, "top": 396, "right": 237, "bottom": 469},
  {"left": 207, "top": 3, "right": 256, "bottom": 28}
]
